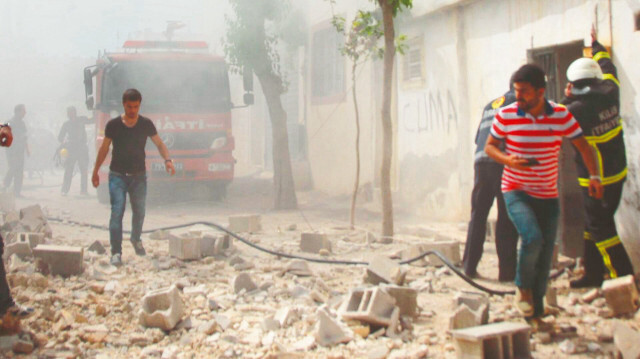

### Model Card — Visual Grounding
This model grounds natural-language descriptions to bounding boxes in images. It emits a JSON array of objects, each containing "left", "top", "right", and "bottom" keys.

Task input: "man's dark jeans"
[
  {"left": 504, "top": 190, "right": 559, "bottom": 318},
  {"left": 0, "top": 235, "right": 15, "bottom": 314},
  {"left": 109, "top": 172, "right": 147, "bottom": 255},
  {"left": 463, "top": 162, "right": 518, "bottom": 281}
]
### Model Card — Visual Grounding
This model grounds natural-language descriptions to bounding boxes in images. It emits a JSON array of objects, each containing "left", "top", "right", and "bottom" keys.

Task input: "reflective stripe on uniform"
[
  {"left": 595, "top": 235, "right": 623, "bottom": 278},
  {"left": 584, "top": 231, "right": 591, "bottom": 240},
  {"left": 584, "top": 124, "right": 623, "bottom": 144},
  {"left": 603, "top": 73, "right": 620, "bottom": 86},
  {"left": 578, "top": 167, "right": 627, "bottom": 187},
  {"left": 593, "top": 51, "right": 611, "bottom": 62}
]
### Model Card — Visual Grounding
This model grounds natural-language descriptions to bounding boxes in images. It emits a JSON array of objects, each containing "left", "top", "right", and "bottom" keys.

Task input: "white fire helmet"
[{"left": 566, "top": 57, "right": 603, "bottom": 82}]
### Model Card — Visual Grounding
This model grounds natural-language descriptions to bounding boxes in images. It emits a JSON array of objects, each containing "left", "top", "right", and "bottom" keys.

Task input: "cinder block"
[
  {"left": 454, "top": 291, "right": 490, "bottom": 324},
  {"left": 381, "top": 285, "right": 418, "bottom": 317},
  {"left": 15, "top": 233, "right": 45, "bottom": 250},
  {"left": 451, "top": 322, "right": 531, "bottom": 359},
  {"left": 401, "top": 241, "right": 461, "bottom": 267},
  {"left": 366, "top": 255, "right": 401, "bottom": 285},
  {"left": 138, "top": 285, "right": 184, "bottom": 331},
  {"left": 2, "top": 242, "right": 31, "bottom": 260},
  {"left": 228, "top": 215, "right": 261, "bottom": 233},
  {"left": 449, "top": 303, "right": 488, "bottom": 330},
  {"left": 32, "top": 245, "right": 83, "bottom": 277},
  {"left": 602, "top": 275, "right": 639, "bottom": 316},
  {"left": 232, "top": 273, "right": 257, "bottom": 294},
  {"left": 169, "top": 236, "right": 201, "bottom": 260},
  {"left": 300, "top": 233, "right": 332, "bottom": 254},
  {"left": 340, "top": 287, "right": 398, "bottom": 327},
  {"left": 316, "top": 309, "right": 352, "bottom": 346}
]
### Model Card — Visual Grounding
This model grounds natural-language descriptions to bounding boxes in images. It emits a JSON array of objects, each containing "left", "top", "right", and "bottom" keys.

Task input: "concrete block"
[
  {"left": 451, "top": 322, "right": 531, "bottom": 359},
  {"left": 602, "top": 275, "right": 639, "bottom": 316},
  {"left": 138, "top": 285, "right": 184, "bottom": 331},
  {"left": 15, "top": 233, "right": 45, "bottom": 250},
  {"left": 169, "top": 236, "right": 201, "bottom": 261},
  {"left": 449, "top": 303, "right": 488, "bottom": 330},
  {"left": 340, "top": 287, "right": 398, "bottom": 327},
  {"left": 2, "top": 242, "right": 31, "bottom": 260},
  {"left": 200, "top": 234, "right": 217, "bottom": 257},
  {"left": 613, "top": 320, "right": 640, "bottom": 359},
  {"left": 401, "top": 240, "right": 461, "bottom": 267},
  {"left": 228, "top": 215, "right": 261, "bottom": 233},
  {"left": 454, "top": 291, "right": 490, "bottom": 324},
  {"left": 381, "top": 285, "right": 418, "bottom": 317},
  {"left": 366, "top": 255, "right": 404, "bottom": 285},
  {"left": 232, "top": 273, "right": 257, "bottom": 294},
  {"left": 214, "top": 234, "right": 232, "bottom": 254},
  {"left": 88, "top": 240, "right": 106, "bottom": 255},
  {"left": 32, "top": 245, "right": 83, "bottom": 277},
  {"left": 316, "top": 309, "right": 352, "bottom": 347},
  {"left": 300, "top": 233, "right": 332, "bottom": 254}
]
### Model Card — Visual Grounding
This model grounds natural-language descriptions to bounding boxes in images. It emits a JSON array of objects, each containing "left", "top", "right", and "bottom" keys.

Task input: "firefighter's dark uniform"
[
  {"left": 462, "top": 90, "right": 518, "bottom": 281},
  {"left": 562, "top": 40, "right": 634, "bottom": 287}
]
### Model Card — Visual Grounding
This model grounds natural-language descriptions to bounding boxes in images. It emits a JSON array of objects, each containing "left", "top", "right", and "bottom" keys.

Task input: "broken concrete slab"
[
  {"left": 286, "top": 260, "right": 313, "bottom": 277},
  {"left": 32, "top": 245, "right": 83, "bottom": 277},
  {"left": 232, "top": 273, "right": 257, "bottom": 294},
  {"left": 275, "top": 307, "right": 298, "bottom": 328},
  {"left": 315, "top": 309, "right": 352, "bottom": 347},
  {"left": 300, "top": 233, "right": 332, "bottom": 254},
  {"left": 2, "top": 241, "right": 31, "bottom": 260},
  {"left": 340, "top": 287, "right": 398, "bottom": 327},
  {"left": 602, "top": 275, "right": 639, "bottom": 316},
  {"left": 451, "top": 322, "right": 531, "bottom": 359},
  {"left": 449, "top": 303, "right": 488, "bottom": 330},
  {"left": 310, "top": 279, "right": 331, "bottom": 304},
  {"left": 228, "top": 215, "right": 261, "bottom": 233},
  {"left": 88, "top": 240, "right": 106, "bottom": 255},
  {"left": 169, "top": 236, "right": 201, "bottom": 261},
  {"left": 138, "top": 285, "right": 184, "bottom": 331},
  {"left": 381, "top": 284, "right": 418, "bottom": 317},
  {"left": 401, "top": 241, "right": 461, "bottom": 267},
  {"left": 366, "top": 255, "right": 404, "bottom": 285},
  {"left": 613, "top": 320, "right": 640, "bottom": 359}
]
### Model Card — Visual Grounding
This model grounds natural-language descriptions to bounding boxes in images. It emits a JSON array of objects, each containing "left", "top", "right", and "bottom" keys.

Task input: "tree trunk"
[
  {"left": 378, "top": 0, "right": 395, "bottom": 238},
  {"left": 256, "top": 72, "right": 298, "bottom": 210},
  {"left": 350, "top": 62, "right": 361, "bottom": 230}
]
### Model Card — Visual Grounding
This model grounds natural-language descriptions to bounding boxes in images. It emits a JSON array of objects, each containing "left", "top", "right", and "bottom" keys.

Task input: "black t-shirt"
[{"left": 105, "top": 115, "right": 157, "bottom": 174}]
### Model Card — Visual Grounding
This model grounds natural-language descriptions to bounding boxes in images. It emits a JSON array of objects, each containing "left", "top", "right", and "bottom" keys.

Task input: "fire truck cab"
[{"left": 83, "top": 39, "right": 253, "bottom": 202}]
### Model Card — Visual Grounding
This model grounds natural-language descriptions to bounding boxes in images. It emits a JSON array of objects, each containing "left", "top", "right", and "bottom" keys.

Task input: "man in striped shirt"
[{"left": 485, "top": 64, "right": 603, "bottom": 323}]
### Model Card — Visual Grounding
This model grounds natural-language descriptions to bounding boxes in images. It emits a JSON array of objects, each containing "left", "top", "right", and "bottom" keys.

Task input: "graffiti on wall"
[{"left": 401, "top": 89, "right": 458, "bottom": 133}]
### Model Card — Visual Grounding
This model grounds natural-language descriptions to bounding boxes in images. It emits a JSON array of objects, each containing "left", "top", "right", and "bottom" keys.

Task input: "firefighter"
[
  {"left": 462, "top": 87, "right": 519, "bottom": 282},
  {"left": 58, "top": 106, "right": 92, "bottom": 196},
  {"left": 562, "top": 27, "right": 634, "bottom": 288}
]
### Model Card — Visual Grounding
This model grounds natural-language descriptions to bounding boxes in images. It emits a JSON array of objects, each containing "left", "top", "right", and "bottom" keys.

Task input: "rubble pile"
[{"left": 0, "top": 206, "right": 638, "bottom": 358}]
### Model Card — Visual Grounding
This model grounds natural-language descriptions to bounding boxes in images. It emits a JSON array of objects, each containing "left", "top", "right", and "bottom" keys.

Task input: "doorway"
[{"left": 528, "top": 40, "right": 585, "bottom": 258}]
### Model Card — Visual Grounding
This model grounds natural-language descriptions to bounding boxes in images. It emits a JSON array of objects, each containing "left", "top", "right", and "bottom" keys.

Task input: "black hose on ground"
[{"left": 48, "top": 218, "right": 519, "bottom": 296}]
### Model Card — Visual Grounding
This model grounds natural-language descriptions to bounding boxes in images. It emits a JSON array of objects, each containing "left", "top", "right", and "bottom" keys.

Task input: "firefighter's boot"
[{"left": 570, "top": 239, "right": 604, "bottom": 288}]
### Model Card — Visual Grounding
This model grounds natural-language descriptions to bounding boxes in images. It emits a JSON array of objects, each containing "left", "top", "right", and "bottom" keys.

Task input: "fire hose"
[{"left": 47, "top": 218, "right": 566, "bottom": 296}]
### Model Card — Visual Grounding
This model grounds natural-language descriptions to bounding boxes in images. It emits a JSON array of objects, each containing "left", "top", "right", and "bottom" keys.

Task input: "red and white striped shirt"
[{"left": 490, "top": 101, "right": 583, "bottom": 198}]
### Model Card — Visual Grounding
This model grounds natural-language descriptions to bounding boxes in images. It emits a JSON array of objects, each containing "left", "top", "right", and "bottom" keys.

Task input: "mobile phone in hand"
[{"left": 524, "top": 158, "right": 539, "bottom": 166}]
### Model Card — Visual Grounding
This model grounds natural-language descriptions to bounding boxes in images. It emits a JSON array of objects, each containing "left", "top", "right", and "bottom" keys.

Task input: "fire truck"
[{"left": 83, "top": 39, "right": 253, "bottom": 202}]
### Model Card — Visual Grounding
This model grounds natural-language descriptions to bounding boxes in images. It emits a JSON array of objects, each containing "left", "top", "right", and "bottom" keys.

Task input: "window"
[
  {"left": 401, "top": 37, "right": 424, "bottom": 88},
  {"left": 311, "top": 27, "right": 345, "bottom": 99}
]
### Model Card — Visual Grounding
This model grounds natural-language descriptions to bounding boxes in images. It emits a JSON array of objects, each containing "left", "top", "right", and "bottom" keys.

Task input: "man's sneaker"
[
  {"left": 6, "top": 304, "right": 34, "bottom": 319},
  {"left": 131, "top": 240, "right": 146, "bottom": 256},
  {"left": 110, "top": 253, "right": 123, "bottom": 267},
  {"left": 515, "top": 287, "right": 534, "bottom": 317}
]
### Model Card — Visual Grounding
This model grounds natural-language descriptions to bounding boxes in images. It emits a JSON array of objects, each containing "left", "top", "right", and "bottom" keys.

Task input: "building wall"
[{"left": 403, "top": 0, "right": 640, "bottom": 269}]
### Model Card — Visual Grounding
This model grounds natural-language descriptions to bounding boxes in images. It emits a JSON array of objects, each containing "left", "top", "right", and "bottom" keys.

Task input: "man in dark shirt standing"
[
  {"left": 91, "top": 89, "right": 175, "bottom": 266},
  {"left": 4, "top": 104, "right": 29, "bottom": 197},
  {"left": 58, "top": 106, "right": 93, "bottom": 196}
]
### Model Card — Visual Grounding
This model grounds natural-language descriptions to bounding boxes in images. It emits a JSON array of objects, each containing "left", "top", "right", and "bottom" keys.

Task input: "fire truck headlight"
[{"left": 210, "top": 137, "right": 227, "bottom": 150}]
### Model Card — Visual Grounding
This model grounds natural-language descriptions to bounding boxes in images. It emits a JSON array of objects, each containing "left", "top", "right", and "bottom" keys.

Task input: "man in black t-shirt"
[{"left": 91, "top": 89, "right": 175, "bottom": 266}]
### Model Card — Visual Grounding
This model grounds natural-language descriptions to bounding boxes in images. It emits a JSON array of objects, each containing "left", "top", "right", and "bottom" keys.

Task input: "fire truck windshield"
[{"left": 101, "top": 60, "right": 231, "bottom": 113}]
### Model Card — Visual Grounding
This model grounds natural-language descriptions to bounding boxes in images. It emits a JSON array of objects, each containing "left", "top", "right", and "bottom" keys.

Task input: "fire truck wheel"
[{"left": 97, "top": 184, "right": 109, "bottom": 204}]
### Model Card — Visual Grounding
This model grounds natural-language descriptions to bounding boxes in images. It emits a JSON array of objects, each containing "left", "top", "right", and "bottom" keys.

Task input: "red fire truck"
[{"left": 83, "top": 39, "right": 253, "bottom": 202}]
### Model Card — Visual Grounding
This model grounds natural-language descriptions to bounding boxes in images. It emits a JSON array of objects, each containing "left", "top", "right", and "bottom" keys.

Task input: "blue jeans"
[
  {"left": 109, "top": 172, "right": 147, "bottom": 255},
  {"left": 503, "top": 190, "right": 559, "bottom": 318}
]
